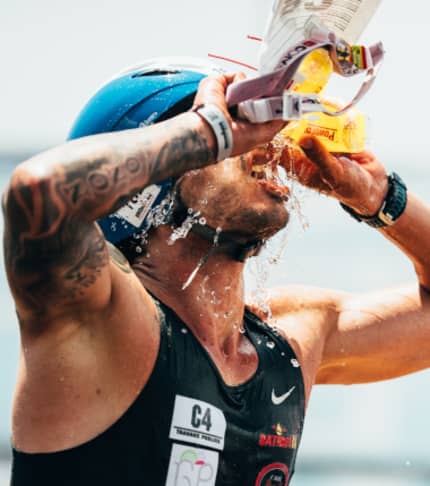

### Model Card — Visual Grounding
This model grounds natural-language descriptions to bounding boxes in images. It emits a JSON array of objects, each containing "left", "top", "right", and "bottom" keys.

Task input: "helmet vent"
[{"left": 132, "top": 69, "right": 180, "bottom": 78}]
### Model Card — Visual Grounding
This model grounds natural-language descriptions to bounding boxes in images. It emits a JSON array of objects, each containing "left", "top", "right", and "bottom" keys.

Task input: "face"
[{"left": 176, "top": 148, "right": 290, "bottom": 243}]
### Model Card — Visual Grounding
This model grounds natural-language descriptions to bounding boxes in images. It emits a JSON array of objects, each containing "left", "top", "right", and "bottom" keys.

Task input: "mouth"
[{"left": 246, "top": 146, "right": 291, "bottom": 202}]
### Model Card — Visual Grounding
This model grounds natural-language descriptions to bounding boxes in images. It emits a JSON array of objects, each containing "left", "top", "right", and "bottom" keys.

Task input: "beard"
[{"left": 175, "top": 156, "right": 291, "bottom": 247}]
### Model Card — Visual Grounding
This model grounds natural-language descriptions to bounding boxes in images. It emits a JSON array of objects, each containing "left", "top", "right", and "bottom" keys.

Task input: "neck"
[{"left": 132, "top": 225, "right": 247, "bottom": 353}]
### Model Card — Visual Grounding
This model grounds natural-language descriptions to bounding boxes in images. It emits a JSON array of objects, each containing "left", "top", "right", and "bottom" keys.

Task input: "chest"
[{"left": 135, "top": 316, "right": 305, "bottom": 485}]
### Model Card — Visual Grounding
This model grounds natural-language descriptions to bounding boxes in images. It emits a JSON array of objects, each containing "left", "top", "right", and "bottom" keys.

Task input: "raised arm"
[
  {"left": 272, "top": 137, "right": 430, "bottom": 387},
  {"left": 2, "top": 73, "right": 284, "bottom": 324},
  {"left": 2, "top": 113, "right": 211, "bottom": 322},
  {"left": 295, "top": 137, "right": 430, "bottom": 290}
]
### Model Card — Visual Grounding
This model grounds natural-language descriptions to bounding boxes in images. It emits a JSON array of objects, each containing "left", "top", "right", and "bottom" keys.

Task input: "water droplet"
[
  {"left": 210, "top": 290, "right": 220, "bottom": 305},
  {"left": 281, "top": 352, "right": 285, "bottom": 357},
  {"left": 199, "top": 217, "right": 207, "bottom": 226},
  {"left": 291, "top": 359, "right": 300, "bottom": 368},
  {"left": 168, "top": 208, "right": 201, "bottom": 245},
  {"left": 266, "top": 341, "right": 275, "bottom": 349},
  {"left": 239, "top": 325, "right": 246, "bottom": 335},
  {"left": 405, "top": 460, "right": 411, "bottom": 467},
  {"left": 256, "top": 339, "right": 262, "bottom": 345},
  {"left": 181, "top": 328, "right": 188, "bottom": 334}
]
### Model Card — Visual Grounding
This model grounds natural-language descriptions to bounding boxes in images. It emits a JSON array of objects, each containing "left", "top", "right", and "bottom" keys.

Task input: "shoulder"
[
  {"left": 247, "top": 285, "right": 349, "bottom": 322},
  {"left": 107, "top": 242, "right": 133, "bottom": 273},
  {"left": 247, "top": 285, "right": 351, "bottom": 402}
]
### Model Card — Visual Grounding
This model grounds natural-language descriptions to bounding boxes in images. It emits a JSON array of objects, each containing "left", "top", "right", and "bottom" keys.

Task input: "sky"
[{"left": 1, "top": 0, "right": 429, "bottom": 162}]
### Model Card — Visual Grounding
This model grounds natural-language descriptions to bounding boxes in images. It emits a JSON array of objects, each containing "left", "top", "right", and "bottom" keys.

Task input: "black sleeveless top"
[{"left": 11, "top": 300, "right": 305, "bottom": 486}]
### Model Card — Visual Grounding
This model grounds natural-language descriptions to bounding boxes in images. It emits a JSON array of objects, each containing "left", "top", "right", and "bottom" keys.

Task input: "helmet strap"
[{"left": 171, "top": 190, "right": 265, "bottom": 263}]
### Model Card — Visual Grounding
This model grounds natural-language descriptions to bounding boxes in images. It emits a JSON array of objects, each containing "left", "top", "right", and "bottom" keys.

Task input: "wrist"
[
  {"left": 348, "top": 177, "right": 389, "bottom": 218},
  {"left": 186, "top": 111, "right": 216, "bottom": 164},
  {"left": 191, "top": 104, "right": 233, "bottom": 162},
  {"left": 341, "top": 172, "right": 408, "bottom": 228}
]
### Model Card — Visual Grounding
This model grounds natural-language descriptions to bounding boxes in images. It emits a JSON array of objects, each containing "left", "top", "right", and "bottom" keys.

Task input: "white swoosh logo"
[{"left": 271, "top": 386, "right": 296, "bottom": 406}]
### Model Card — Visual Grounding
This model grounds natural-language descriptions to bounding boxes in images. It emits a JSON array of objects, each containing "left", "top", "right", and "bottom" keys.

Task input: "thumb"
[{"left": 299, "top": 135, "right": 344, "bottom": 189}]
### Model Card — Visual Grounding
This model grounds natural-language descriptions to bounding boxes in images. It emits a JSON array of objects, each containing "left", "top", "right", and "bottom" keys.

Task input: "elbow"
[{"left": 3, "top": 163, "right": 62, "bottom": 235}]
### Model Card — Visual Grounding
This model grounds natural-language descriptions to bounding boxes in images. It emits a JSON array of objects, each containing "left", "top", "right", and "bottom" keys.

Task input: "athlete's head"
[
  {"left": 68, "top": 57, "right": 225, "bottom": 255},
  {"left": 69, "top": 57, "right": 289, "bottom": 262}
]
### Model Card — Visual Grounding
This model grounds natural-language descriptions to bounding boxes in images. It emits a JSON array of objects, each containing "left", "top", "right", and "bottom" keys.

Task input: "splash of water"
[
  {"left": 146, "top": 192, "right": 175, "bottom": 230},
  {"left": 263, "top": 133, "right": 311, "bottom": 231},
  {"left": 168, "top": 208, "right": 203, "bottom": 246},
  {"left": 247, "top": 254, "right": 273, "bottom": 321},
  {"left": 181, "top": 226, "right": 224, "bottom": 290},
  {"left": 129, "top": 192, "right": 175, "bottom": 254},
  {"left": 246, "top": 134, "right": 316, "bottom": 317}
]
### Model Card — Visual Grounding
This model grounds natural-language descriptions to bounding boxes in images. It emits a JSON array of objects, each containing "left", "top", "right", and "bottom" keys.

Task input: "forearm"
[
  {"left": 293, "top": 138, "right": 430, "bottom": 290},
  {"left": 2, "top": 112, "right": 215, "bottom": 313},
  {"left": 380, "top": 193, "right": 430, "bottom": 290},
  {"left": 11, "top": 112, "right": 215, "bottom": 223}
]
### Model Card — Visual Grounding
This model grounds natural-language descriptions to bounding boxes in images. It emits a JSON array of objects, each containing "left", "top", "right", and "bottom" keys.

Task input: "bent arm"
[
  {"left": 2, "top": 113, "right": 214, "bottom": 321},
  {"left": 293, "top": 138, "right": 430, "bottom": 291},
  {"left": 3, "top": 73, "right": 286, "bottom": 324},
  {"left": 381, "top": 193, "right": 430, "bottom": 290},
  {"left": 317, "top": 283, "right": 430, "bottom": 384},
  {"left": 279, "top": 137, "right": 430, "bottom": 384},
  {"left": 269, "top": 283, "right": 430, "bottom": 389}
]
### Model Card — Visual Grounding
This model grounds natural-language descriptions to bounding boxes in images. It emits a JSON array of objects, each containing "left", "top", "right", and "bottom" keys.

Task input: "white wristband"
[{"left": 192, "top": 104, "right": 233, "bottom": 162}]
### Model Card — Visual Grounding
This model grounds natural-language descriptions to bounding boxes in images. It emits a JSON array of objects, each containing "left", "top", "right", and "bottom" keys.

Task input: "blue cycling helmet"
[{"left": 68, "top": 57, "right": 223, "bottom": 247}]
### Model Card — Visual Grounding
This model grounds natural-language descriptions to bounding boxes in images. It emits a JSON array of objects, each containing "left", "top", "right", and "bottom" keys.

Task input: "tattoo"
[
  {"left": 3, "top": 119, "right": 211, "bottom": 311},
  {"left": 107, "top": 243, "right": 131, "bottom": 273}
]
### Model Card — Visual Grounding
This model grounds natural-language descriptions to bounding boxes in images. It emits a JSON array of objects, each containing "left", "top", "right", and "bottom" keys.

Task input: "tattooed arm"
[
  {"left": 2, "top": 113, "right": 215, "bottom": 321},
  {"left": 2, "top": 74, "right": 285, "bottom": 324}
]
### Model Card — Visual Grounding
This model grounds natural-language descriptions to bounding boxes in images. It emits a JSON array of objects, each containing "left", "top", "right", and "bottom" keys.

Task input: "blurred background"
[{"left": 1, "top": 0, "right": 430, "bottom": 484}]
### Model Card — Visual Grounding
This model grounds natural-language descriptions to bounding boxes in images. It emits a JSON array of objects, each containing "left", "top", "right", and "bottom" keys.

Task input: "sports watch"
[{"left": 340, "top": 172, "right": 407, "bottom": 228}]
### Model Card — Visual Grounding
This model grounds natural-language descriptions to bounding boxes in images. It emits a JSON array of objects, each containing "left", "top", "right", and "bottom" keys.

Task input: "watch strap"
[
  {"left": 191, "top": 104, "right": 233, "bottom": 162},
  {"left": 340, "top": 172, "right": 407, "bottom": 228}
]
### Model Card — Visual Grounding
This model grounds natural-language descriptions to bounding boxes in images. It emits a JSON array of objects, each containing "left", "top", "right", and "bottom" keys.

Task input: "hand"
[
  {"left": 193, "top": 73, "right": 286, "bottom": 157},
  {"left": 281, "top": 135, "right": 389, "bottom": 216}
]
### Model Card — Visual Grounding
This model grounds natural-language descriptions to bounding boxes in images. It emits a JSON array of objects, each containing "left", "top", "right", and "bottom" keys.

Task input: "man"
[{"left": 3, "top": 59, "right": 430, "bottom": 486}]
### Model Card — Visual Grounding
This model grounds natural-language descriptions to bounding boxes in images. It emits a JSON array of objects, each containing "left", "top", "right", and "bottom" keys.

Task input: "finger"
[
  {"left": 193, "top": 75, "right": 231, "bottom": 120},
  {"left": 279, "top": 144, "right": 334, "bottom": 192},
  {"left": 299, "top": 135, "right": 344, "bottom": 189},
  {"left": 347, "top": 150, "right": 377, "bottom": 166},
  {"left": 233, "top": 71, "right": 247, "bottom": 82},
  {"left": 230, "top": 120, "right": 285, "bottom": 157}
]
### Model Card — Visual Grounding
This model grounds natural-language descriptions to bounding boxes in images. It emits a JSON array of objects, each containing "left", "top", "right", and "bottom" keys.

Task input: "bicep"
[
  {"left": 3, "top": 175, "right": 112, "bottom": 322},
  {"left": 317, "top": 284, "right": 430, "bottom": 384}
]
